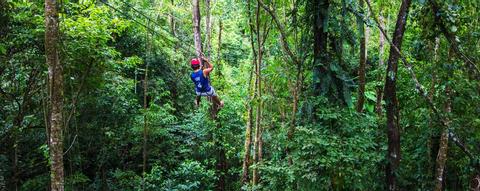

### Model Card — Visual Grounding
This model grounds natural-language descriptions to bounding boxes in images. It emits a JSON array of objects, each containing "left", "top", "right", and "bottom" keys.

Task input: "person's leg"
[
  {"left": 212, "top": 95, "right": 224, "bottom": 108},
  {"left": 207, "top": 87, "right": 223, "bottom": 108},
  {"left": 195, "top": 95, "right": 201, "bottom": 107}
]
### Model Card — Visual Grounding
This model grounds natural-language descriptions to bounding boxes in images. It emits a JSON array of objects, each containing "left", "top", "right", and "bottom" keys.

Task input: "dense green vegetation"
[{"left": 1, "top": 0, "right": 479, "bottom": 190}]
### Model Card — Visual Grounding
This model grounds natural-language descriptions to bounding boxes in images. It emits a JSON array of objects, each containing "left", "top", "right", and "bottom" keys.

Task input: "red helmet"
[{"left": 191, "top": 58, "right": 200, "bottom": 67}]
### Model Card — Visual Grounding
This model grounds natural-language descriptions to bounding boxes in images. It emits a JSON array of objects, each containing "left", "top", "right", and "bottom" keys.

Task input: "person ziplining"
[
  {"left": 190, "top": 56, "right": 224, "bottom": 109},
  {"left": 189, "top": 0, "right": 224, "bottom": 115}
]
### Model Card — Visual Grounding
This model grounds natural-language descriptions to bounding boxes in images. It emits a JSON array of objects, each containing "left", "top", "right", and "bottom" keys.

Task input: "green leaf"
[
  {"left": 0, "top": 44, "right": 6, "bottom": 55},
  {"left": 450, "top": 26, "right": 457, "bottom": 33}
]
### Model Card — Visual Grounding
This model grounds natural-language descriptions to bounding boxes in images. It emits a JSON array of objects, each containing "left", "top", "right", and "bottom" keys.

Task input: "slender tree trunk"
[
  {"left": 242, "top": 0, "right": 257, "bottom": 184},
  {"left": 312, "top": 0, "right": 329, "bottom": 96},
  {"left": 383, "top": 0, "right": 412, "bottom": 190},
  {"left": 13, "top": 138, "right": 18, "bottom": 191},
  {"left": 45, "top": 0, "right": 65, "bottom": 190},
  {"left": 241, "top": 96, "right": 254, "bottom": 184},
  {"left": 286, "top": 1, "right": 302, "bottom": 165},
  {"left": 170, "top": 0, "right": 178, "bottom": 52},
  {"left": 216, "top": 20, "right": 223, "bottom": 77},
  {"left": 142, "top": 23, "right": 150, "bottom": 188},
  {"left": 241, "top": 62, "right": 255, "bottom": 184},
  {"left": 356, "top": 0, "right": 367, "bottom": 112},
  {"left": 170, "top": 0, "right": 176, "bottom": 35},
  {"left": 252, "top": 1, "right": 264, "bottom": 185},
  {"left": 205, "top": 0, "right": 212, "bottom": 58},
  {"left": 434, "top": 47, "right": 453, "bottom": 191},
  {"left": 376, "top": 13, "right": 385, "bottom": 115},
  {"left": 428, "top": 37, "right": 440, "bottom": 178},
  {"left": 192, "top": 0, "right": 203, "bottom": 63},
  {"left": 434, "top": 129, "right": 449, "bottom": 191}
]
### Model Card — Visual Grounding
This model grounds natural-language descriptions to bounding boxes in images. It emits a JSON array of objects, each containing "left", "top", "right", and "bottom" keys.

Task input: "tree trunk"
[
  {"left": 216, "top": 20, "right": 223, "bottom": 77},
  {"left": 252, "top": 1, "right": 264, "bottom": 185},
  {"left": 45, "top": 0, "right": 65, "bottom": 190},
  {"left": 170, "top": 0, "right": 178, "bottom": 52},
  {"left": 205, "top": 0, "right": 212, "bottom": 58},
  {"left": 434, "top": 130, "right": 449, "bottom": 191},
  {"left": 376, "top": 13, "right": 385, "bottom": 115},
  {"left": 429, "top": 0, "right": 479, "bottom": 80},
  {"left": 434, "top": 47, "right": 453, "bottom": 191},
  {"left": 286, "top": 1, "right": 302, "bottom": 166},
  {"left": 428, "top": 36, "right": 440, "bottom": 178},
  {"left": 287, "top": 62, "right": 301, "bottom": 165},
  {"left": 192, "top": 0, "right": 203, "bottom": 63},
  {"left": 471, "top": 174, "right": 480, "bottom": 191},
  {"left": 242, "top": 0, "right": 257, "bottom": 184},
  {"left": 356, "top": 0, "right": 367, "bottom": 112},
  {"left": 13, "top": 138, "right": 18, "bottom": 191},
  {"left": 241, "top": 97, "right": 254, "bottom": 184},
  {"left": 241, "top": 63, "right": 255, "bottom": 184},
  {"left": 142, "top": 23, "right": 150, "bottom": 189},
  {"left": 383, "top": 0, "right": 412, "bottom": 190},
  {"left": 312, "top": 0, "right": 329, "bottom": 96}
]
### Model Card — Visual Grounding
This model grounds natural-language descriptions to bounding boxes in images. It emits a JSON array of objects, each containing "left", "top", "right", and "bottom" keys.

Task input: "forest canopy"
[{"left": 1, "top": 0, "right": 480, "bottom": 190}]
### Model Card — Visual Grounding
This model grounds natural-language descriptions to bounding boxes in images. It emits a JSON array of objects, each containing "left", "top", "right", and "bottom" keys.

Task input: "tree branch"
[
  {"left": 257, "top": 0, "right": 300, "bottom": 65},
  {"left": 429, "top": 0, "right": 480, "bottom": 79},
  {"left": 366, "top": 0, "right": 479, "bottom": 171}
]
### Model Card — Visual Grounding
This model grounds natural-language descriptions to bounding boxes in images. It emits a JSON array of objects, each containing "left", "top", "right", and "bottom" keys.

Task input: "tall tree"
[
  {"left": 142, "top": 20, "right": 151, "bottom": 189},
  {"left": 45, "top": 0, "right": 65, "bottom": 190},
  {"left": 287, "top": 0, "right": 303, "bottom": 166},
  {"left": 434, "top": 47, "right": 453, "bottom": 191},
  {"left": 356, "top": 0, "right": 367, "bottom": 112},
  {"left": 170, "top": 0, "right": 178, "bottom": 51},
  {"left": 383, "top": 0, "right": 412, "bottom": 190},
  {"left": 192, "top": 0, "right": 203, "bottom": 63},
  {"left": 376, "top": 11, "right": 386, "bottom": 115},
  {"left": 242, "top": 0, "right": 257, "bottom": 184},
  {"left": 257, "top": 0, "right": 302, "bottom": 166},
  {"left": 311, "top": 0, "right": 329, "bottom": 97},
  {"left": 241, "top": 69, "right": 254, "bottom": 184},
  {"left": 252, "top": 1, "right": 264, "bottom": 185},
  {"left": 216, "top": 20, "right": 223, "bottom": 77},
  {"left": 205, "top": 0, "right": 212, "bottom": 58}
]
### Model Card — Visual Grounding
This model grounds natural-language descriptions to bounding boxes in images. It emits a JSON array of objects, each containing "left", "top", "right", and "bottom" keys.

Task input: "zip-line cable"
[
  {"left": 114, "top": 0, "right": 203, "bottom": 56},
  {"left": 98, "top": 0, "right": 197, "bottom": 56}
]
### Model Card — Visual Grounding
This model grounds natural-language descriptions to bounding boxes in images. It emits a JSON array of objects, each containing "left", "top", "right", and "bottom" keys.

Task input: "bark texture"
[
  {"left": 241, "top": 98, "right": 254, "bottom": 183},
  {"left": 242, "top": 0, "right": 257, "bottom": 184},
  {"left": 142, "top": 26, "right": 150, "bottom": 188},
  {"left": 192, "top": 0, "right": 203, "bottom": 63},
  {"left": 375, "top": 13, "right": 385, "bottom": 115},
  {"left": 252, "top": 1, "right": 263, "bottom": 185},
  {"left": 383, "top": 0, "right": 412, "bottom": 190},
  {"left": 217, "top": 20, "right": 223, "bottom": 77},
  {"left": 356, "top": 0, "right": 367, "bottom": 112},
  {"left": 434, "top": 47, "right": 453, "bottom": 191},
  {"left": 205, "top": 0, "right": 212, "bottom": 58},
  {"left": 45, "top": 0, "right": 65, "bottom": 190},
  {"left": 312, "top": 0, "right": 329, "bottom": 96}
]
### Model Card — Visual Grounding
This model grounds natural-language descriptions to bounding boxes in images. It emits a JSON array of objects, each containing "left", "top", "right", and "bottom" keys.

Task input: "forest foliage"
[{"left": 1, "top": 0, "right": 480, "bottom": 190}]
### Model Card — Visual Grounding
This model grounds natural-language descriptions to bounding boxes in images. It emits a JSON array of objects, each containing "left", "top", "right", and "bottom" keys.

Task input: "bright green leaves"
[
  {"left": 121, "top": 56, "right": 142, "bottom": 69},
  {"left": 142, "top": 161, "right": 216, "bottom": 191},
  {"left": 62, "top": 5, "right": 119, "bottom": 46}
]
